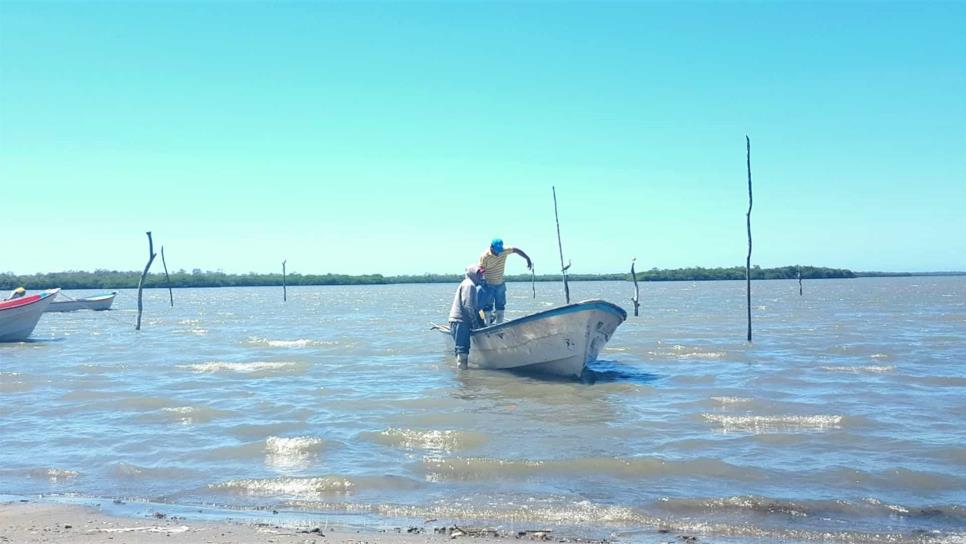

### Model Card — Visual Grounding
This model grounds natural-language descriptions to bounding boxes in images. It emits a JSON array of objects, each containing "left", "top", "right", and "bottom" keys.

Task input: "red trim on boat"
[{"left": 0, "top": 294, "right": 43, "bottom": 311}]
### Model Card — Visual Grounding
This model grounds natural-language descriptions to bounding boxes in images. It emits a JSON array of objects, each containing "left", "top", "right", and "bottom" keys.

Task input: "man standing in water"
[
  {"left": 448, "top": 264, "right": 486, "bottom": 369},
  {"left": 479, "top": 238, "right": 533, "bottom": 325}
]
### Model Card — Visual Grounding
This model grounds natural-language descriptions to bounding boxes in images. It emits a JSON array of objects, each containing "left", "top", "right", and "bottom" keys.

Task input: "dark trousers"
[
  {"left": 478, "top": 282, "right": 507, "bottom": 311},
  {"left": 450, "top": 320, "right": 471, "bottom": 355}
]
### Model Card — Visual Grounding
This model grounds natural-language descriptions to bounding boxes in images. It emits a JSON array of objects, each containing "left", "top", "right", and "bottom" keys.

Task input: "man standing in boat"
[
  {"left": 479, "top": 238, "right": 533, "bottom": 325},
  {"left": 448, "top": 265, "right": 486, "bottom": 369}
]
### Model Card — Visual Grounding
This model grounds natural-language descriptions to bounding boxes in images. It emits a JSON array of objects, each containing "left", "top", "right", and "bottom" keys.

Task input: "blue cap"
[{"left": 490, "top": 238, "right": 504, "bottom": 252}]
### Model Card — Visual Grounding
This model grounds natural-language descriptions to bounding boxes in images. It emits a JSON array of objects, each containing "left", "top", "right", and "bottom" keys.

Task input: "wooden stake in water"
[
  {"left": 136, "top": 231, "right": 157, "bottom": 331},
  {"left": 798, "top": 267, "right": 803, "bottom": 296},
  {"left": 630, "top": 258, "right": 640, "bottom": 317},
  {"left": 161, "top": 246, "right": 173, "bottom": 307},
  {"left": 552, "top": 186, "right": 571, "bottom": 304},
  {"left": 745, "top": 135, "right": 753, "bottom": 342},
  {"left": 282, "top": 260, "right": 288, "bottom": 302}
]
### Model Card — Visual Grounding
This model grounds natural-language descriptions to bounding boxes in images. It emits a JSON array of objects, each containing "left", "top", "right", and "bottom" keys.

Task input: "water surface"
[{"left": 1, "top": 278, "right": 964, "bottom": 543}]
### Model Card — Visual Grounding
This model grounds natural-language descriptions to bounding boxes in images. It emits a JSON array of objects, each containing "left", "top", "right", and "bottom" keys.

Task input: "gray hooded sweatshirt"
[{"left": 448, "top": 265, "right": 483, "bottom": 325}]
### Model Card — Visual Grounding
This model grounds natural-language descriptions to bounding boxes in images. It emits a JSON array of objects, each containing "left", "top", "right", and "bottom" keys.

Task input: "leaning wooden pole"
[
  {"left": 136, "top": 231, "right": 158, "bottom": 331},
  {"left": 282, "top": 260, "right": 287, "bottom": 302},
  {"left": 552, "top": 186, "right": 571, "bottom": 304},
  {"left": 161, "top": 246, "right": 173, "bottom": 307},
  {"left": 630, "top": 258, "right": 641, "bottom": 317},
  {"left": 745, "top": 136, "right": 753, "bottom": 342}
]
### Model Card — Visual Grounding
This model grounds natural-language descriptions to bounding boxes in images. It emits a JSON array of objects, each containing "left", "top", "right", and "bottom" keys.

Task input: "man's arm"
[
  {"left": 473, "top": 285, "right": 487, "bottom": 328},
  {"left": 511, "top": 248, "right": 533, "bottom": 270},
  {"left": 462, "top": 283, "right": 486, "bottom": 328}
]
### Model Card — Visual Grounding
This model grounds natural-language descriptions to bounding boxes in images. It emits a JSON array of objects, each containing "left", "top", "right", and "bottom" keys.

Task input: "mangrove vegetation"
[{"left": 0, "top": 265, "right": 861, "bottom": 290}]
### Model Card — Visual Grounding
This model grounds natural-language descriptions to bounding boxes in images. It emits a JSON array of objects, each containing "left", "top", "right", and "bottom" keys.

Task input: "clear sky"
[{"left": 1, "top": 1, "right": 963, "bottom": 276}]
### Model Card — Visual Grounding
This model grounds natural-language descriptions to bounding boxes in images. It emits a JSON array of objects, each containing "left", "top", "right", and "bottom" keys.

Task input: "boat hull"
[
  {"left": 46, "top": 292, "right": 117, "bottom": 312},
  {"left": 458, "top": 300, "right": 627, "bottom": 377},
  {"left": 0, "top": 289, "right": 60, "bottom": 342}
]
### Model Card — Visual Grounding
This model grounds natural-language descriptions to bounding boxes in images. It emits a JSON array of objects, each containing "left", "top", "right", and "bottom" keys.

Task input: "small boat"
[
  {"left": 436, "top": 299, "right": 627, "bottom": 378},
  {"left": 0, "top": 289, "right": 60, "bottom": 342},
  {"left": 46, "top": 292, "right": 117, "bottom": 312}
]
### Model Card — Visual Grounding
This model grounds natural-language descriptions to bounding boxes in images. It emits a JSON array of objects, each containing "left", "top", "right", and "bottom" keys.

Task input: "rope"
[
  {"left": 98, "top": 308, "right": 131, "bottom": 327},
  {"left": 56, "top": 292, "right": 82, "bottom": 303},
  {"left": 531, "top": 266, "right": 536, "bottom": 298}
]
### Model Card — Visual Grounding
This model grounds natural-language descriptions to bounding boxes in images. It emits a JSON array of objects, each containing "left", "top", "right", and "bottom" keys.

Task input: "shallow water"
[{"left": 1, "top": 278, "right": 964, "bottom": 543}]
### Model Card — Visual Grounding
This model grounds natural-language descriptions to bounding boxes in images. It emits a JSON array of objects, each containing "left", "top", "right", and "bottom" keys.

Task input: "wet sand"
[{"left": 0, "top": 501, "right": 610, "bottom": 544}]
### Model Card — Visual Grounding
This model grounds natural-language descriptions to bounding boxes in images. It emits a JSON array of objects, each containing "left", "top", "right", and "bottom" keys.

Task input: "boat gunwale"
[
  {"left": 0, "top": 289, "right": 59, "bottom": 312},
  {"left": 50, "top": 292, "right": 117, "bottom": 305},
  {"left": 472, "top": 299, "right": 627, "bottom": 336}
]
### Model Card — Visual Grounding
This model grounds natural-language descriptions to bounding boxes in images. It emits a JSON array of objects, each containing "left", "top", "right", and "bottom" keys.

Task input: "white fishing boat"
[
  {"left": 46, "top": 292, "right": 117, "bottom": 312},
  {"left": 436, "top": 299, "right": 627, "bottom": 378},
  {"left": 0, "top": 289, "right": 60, "bottom": 342}
]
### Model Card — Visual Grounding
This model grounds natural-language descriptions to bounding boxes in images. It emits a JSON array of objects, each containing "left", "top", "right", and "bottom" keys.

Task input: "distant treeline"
[
  {"left": 630, "top": 265, "right": 855, "bottom": 282},
  {"left": 853, "top": 271, "right": 966, "bottom": 277},
  {"left": 0, "top": 266, "right": 860, "bottom": 290}
]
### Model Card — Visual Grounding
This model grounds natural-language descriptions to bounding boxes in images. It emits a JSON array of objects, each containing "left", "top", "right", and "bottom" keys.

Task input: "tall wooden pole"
[
  {"left": 282, "top": 260, "right": 287, "bottom": 302},
  {"left": 552, "top": 186, "right": 570, "bottom": 304},
  {"left": 745, "top": 136, "right": 753, "bottom": 342},
  {"left": 161, "top": 246, "right": 173, "bottom": 307},
  {"left": 630, "top": 258, "right": 640, "bottom": 317},
  {"left": 136, "top": 231, "right": 157, "bottom": 331},
  {"left": 798, "top": 267, "right": 803, "bottom": 296}
]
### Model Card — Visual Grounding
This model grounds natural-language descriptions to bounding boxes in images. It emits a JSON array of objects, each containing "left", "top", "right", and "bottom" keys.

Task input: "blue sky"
[{"left": 1, "top": 1, "right": 963, "bottom": 275}]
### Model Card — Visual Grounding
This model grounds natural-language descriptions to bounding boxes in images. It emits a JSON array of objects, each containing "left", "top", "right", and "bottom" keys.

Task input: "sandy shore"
[{"left": 0, "top": 501, "right": 610, "bottom": 544}]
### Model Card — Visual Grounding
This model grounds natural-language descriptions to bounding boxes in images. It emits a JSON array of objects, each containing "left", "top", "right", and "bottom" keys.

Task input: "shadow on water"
[
  {"left": 581, "top": 359, "right": 660, "bottom": 385},
  {"left": 500, "top": 359, "right": 659, "bottom": 385}
]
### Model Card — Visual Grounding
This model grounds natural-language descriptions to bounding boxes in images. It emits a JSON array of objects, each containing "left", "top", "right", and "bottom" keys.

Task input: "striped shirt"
[{"left": 479, "top": 248, "right": 514, "bottom": 285}]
